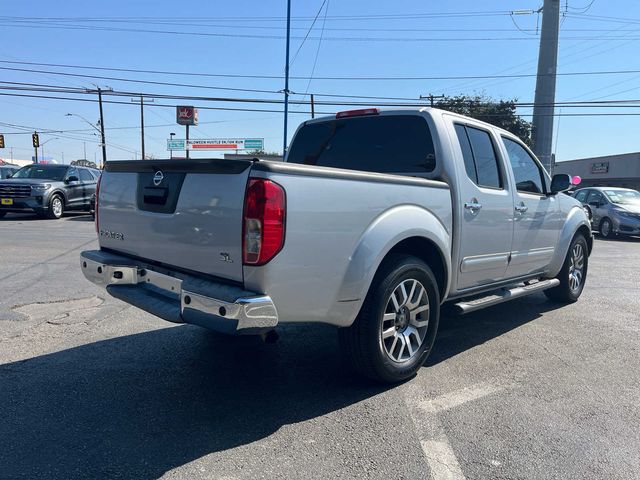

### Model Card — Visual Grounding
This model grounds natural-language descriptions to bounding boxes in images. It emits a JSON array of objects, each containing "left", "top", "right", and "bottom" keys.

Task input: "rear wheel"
[
  {"left": 599, "top": 218, "right": 614, "bottom": 239},
  {"left": 339, "top": 254, "right": 440, "bottom": 383},
  {"left": 46, "top": 194, "right": 64, "bottom": 219},
  {"left": 544, "top": 233, "right": 588, "bottom": 303}
]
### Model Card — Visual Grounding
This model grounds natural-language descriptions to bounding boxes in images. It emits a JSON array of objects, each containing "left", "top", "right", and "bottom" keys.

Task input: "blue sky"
[{"left": 0, "top": 0, "right": 639, "bottom": 164}]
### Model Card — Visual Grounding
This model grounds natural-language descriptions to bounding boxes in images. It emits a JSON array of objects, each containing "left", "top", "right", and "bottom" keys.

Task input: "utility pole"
[
  {"left": 419, "top": 94, "right": 445, "bottom": 107},
  {"left": 97, "top": 87, "right": 107, "bottom": 167},
  {"left": 132, "top": 95, "right": 153, "bottom": 159},
  {"left": 185, "top": 124, "right": 190, "bottom": 159},
  {"left": 531, "top": 0, "right": 561, "bottom": 174},
  {"left": 140, "top": 95, "right": 145, "bottom": 159},
  {"left": 282, "top": 0, "right": 292, "bottom": 155},
  {"left": 310, "top": 93, "right": 315, "bottom": 118}
]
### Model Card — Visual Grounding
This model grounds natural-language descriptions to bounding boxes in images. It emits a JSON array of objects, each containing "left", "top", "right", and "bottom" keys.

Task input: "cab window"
[{"left": 502, "top": 137, "right": 546, "bottom": 194}]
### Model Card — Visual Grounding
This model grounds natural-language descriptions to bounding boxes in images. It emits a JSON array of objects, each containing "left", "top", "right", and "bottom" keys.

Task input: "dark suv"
[
  {"left": 0, "top": 164, "right": 100, "bottom": 219},
  {"left": 0, "top": 164, "right": 19, "bottom": 179}
]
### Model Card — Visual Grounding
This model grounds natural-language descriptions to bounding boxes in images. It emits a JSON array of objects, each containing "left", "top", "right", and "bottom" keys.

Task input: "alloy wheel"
[
  {"left": 52, "top": 197, "right": 63, "bottom": 218},
  {"left": 568, "top": 243, "right": 585, "bottom": 292},
  {"left": 381, "top": 278, "right": 430, "bottom": 363}
]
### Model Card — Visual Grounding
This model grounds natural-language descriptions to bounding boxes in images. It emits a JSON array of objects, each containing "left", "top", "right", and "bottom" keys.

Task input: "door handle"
[
  {"left": 464, "top": 200, "right": 482, "bottom": 213},
  {"left": 515, "top": 203, "right": 528, "bottom": 214}
]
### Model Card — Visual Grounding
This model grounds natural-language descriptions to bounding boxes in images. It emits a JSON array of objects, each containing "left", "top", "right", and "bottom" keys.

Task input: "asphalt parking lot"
[{"left": 0, "top": 212, "right": 639, "bottom": 480}]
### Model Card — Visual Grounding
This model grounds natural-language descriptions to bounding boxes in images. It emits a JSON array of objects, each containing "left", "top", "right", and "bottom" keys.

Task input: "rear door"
[
  {"left": 586, "top": 190, "right": 608, "bottom": 227},
  {"left": 97, "top": 159, "right": 253, "bottom": 282},
  {"left": 64, "top": 166, "right": 84, "bottom": 208},
  {"left": 450, "top": 121, "right": 514, "bottom": 290},
  {"left": 501, "top": 136, "right": 561, "bottom": 278},
  {"left": 79, "top": 168, "right": 97, "bottom": 208}
]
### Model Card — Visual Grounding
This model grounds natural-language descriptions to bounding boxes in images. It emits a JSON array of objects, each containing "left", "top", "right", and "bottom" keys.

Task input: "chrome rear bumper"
[{"left": 80, "top": 250, "right": 278, "bottom": 334}]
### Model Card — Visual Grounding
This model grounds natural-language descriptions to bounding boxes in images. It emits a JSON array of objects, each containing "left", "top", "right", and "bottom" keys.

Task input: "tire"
[
  {"left": 544, "top": 233, "right": 588, "bottom": 303},
  {"left": 339, "top": 254, "right": 440, "bottom": 383},
  {"left": 599, "top": 217, "right": 614, "bottom": 239},
  {"left": 46, "top": 194, "right": 64, "bottom": 219}
]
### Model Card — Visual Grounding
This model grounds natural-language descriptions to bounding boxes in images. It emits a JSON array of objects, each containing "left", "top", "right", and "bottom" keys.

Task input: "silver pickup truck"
[{"left": 80, "top": 108, "right": 592, "bottom": 383}]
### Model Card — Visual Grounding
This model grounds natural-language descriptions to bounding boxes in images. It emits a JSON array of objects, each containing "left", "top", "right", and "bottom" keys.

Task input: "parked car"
[
  {"left": 80, "top": 108, "right": 592, "bottom": 383},
  {"left": 0, "top": 164, "right": 100, "bottom": 219},
  {"left": 573, "top": 186, "right": 640, "bottom": 238},
  {"left": 0, "top": 164, "right": 19, "bottom": 179}
]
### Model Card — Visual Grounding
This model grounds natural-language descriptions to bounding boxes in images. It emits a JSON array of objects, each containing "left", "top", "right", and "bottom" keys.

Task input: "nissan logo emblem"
[{"left": 153, "top": 171, "right": 164, "bottom": 186}]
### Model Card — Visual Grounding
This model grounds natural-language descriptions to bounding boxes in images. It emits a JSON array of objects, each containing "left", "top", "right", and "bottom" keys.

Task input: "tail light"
[
  {"left": 243, "top": 178, "right": 286, "bottom": 266},
  {"left": 95, "top": 174, "right": 102, "bottom": 234}
]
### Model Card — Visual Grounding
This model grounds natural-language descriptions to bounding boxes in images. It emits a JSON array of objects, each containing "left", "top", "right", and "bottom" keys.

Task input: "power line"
[
  {"left": 290, "top": 0, "right": 328, "bottom": 65},
  {"left": 7, "top": 59, "right": 640, "bottom": 82}
]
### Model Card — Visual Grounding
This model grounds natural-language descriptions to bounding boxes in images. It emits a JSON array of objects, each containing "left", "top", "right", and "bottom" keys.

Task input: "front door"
[
  {"left": 451, "top": 122, "right": 514, "bottom": 290},
  {"left": 500, "top": 136, "right": 561, "bottom": 278}
]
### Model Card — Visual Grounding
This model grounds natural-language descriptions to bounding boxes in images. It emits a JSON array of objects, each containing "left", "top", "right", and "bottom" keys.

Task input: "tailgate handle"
[{"left": 143, "top": 187, "right": 169, "bottom": 205}]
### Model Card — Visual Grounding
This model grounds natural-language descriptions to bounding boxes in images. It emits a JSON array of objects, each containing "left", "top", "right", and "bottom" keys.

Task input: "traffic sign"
[
  {"left": 167, "top": 139, "right": 186, "bottom": 150},
  {"left": 176, "top": 106, "right": 198, "bottom": 126}
]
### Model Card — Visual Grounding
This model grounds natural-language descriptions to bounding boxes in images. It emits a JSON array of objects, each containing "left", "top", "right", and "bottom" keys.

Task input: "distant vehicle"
[
  {"left": 80, "top": 108, "right": 592, "bottom": 383},
  {"left": 573, "top": 187, "right": 640, "bottom": 238},
  {"left": 0, "top": 164, "right": 19, "bottom": 179},
  {"left": 0, "top": 164, "right": 100, "bottom": 219}
]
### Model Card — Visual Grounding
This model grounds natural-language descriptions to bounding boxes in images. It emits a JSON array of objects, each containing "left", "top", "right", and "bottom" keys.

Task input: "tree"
[
  {"left": 247, "top": 149, "right": 281, "bottom": 156},
  {"left": 435, "top": 95, "right": 532, "bottom": 146}
]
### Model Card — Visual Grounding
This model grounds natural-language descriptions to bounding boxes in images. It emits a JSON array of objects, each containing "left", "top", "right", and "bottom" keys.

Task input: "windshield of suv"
[
  {"left": 604, "top": 189, "right": 640, "bottom": 205},
  {"left": 11, "top": 165, "right": 68, "bottom": 181}
]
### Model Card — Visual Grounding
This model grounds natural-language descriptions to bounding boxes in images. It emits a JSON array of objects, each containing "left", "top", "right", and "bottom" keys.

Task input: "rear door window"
[
  {"left": 574, "top": 189, "right": 589, "bottom": 202},
  {"left": 453, "top": 124, "right": 503, "bottom": 189},
  {"left": 79, "top": 169, "right": 94, "bottom": 182},
  {"left": 287, "top": 115, "right": 436, "bottom": 174}
]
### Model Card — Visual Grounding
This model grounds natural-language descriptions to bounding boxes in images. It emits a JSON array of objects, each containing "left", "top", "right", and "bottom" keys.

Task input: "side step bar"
[{"left": 450, "top": 278, "right": 560, "bottom": 315}]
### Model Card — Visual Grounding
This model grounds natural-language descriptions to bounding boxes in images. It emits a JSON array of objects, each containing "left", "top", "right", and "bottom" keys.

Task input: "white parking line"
[
  {"left": 421, "top": 440, "right": 466, "bottom": 480},
  {"left": 418, "top": 383, "right": 503, "bottom": 414}
]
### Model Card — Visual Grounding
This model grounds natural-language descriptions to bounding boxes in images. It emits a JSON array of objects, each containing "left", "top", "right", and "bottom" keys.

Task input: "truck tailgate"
[{"left": 97, "top": 159, "right": 252, "bottom": 283}]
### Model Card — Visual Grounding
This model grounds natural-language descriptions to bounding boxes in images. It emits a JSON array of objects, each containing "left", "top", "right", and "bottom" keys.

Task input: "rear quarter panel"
[{"left": 243, "top": 166, "right": 452, "bottom": 327}]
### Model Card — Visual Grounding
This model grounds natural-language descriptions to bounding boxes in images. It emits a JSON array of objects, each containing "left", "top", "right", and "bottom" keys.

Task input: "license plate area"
[{"left": 1, "top": 198, "right": 13, "bottom": 205}]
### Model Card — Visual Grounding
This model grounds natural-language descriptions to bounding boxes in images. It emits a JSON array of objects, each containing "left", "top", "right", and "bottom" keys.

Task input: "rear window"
[{"left": 287, "top": 115, "right": 436, "bottom": 174}]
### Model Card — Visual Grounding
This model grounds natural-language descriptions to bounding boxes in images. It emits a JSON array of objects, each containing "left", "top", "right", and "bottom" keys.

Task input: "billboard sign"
[
  {"left": 591, "top": 162, "right": 609, "bottom": 174},
  {"left": 176, "top": 106, "right": 198, "bottom": 125},
  {"left": 174, "top": 138, "right": 265, "bottom": 150}
]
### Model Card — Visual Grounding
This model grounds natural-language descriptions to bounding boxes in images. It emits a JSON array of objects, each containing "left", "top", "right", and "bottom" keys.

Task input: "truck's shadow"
[
  {"left": 0, "top": 294, "right": 561, "bottom": 478},
  {"left": 428, "top": 293, "right": 565, "bottom": 366},
  {"left": 0, "top": 324, "right": 388, "bottom": 479}
]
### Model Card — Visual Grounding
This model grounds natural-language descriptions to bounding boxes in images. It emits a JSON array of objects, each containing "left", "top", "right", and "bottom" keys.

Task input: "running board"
[{"left": 450, "top": 278, "right": 560, "bottom": 314}]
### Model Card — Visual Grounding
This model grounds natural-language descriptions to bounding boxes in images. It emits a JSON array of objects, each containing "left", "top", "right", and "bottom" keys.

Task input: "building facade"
[{"left": 555, "top": 152, "right": 640, "bottom": 191}]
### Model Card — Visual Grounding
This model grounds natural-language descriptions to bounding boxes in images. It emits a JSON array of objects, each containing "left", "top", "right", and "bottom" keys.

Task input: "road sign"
[
  {"left": 167, "top": 139, "right": 186, "bottom": 151},
  {"left": 182, "top": 138, "right": 264, "bottom": 150},
  {"left": 176, "top": 106, "right": 198, "bottom": 126}
]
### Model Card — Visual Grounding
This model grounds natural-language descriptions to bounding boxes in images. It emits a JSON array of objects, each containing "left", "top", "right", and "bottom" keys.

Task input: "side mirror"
[
  {"left": 6, "top": 173, "right": 11, "bottom": 178},
  {"left": 549, "top": 174, "right": 571, "bottom": 194},
  {"left": 67, "top": 175, "right": 79, "bottom": 182}
]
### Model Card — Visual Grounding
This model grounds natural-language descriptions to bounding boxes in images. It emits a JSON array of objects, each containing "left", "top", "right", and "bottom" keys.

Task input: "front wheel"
[
  {"left": 544, "top": 233, "right": 588, "bottom": 303},
  {"left": 339, "top": 254, "right": 440, "bottom": 383},
  {"left": 46, "top": 194, "right": 64, "bottom": 219}
]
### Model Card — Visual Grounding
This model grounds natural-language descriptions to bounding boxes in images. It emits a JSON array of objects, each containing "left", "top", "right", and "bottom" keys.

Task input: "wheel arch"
[
  {"left": 337, "top": 204, "right": 452, "bottom": 310},
  {"left": 546, "top": 206, "right": 592, "bottom": 278}
]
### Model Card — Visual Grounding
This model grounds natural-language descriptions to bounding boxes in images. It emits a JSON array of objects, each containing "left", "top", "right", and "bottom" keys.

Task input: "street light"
[
  {"left": 66, "top": 113, "right": 105, "bottom": 167},
  {"left": 169, "top": 132, "right": 176, "bottom": 159},
  {"left": 40, "top": 137, "right": 59, "bottom": 162}
]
